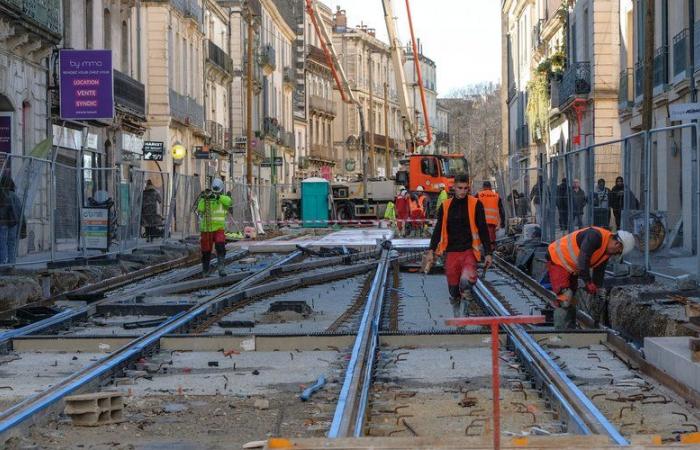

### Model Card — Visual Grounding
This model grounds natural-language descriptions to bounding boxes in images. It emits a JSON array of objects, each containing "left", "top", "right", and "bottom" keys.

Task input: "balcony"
[
  {"left": 260, "top": 45, "right": 276, "bottom": 71},
  {"left": 618, "top": 68, "right": 633, "bottom": 108},
  {"left": 307, "top": 44, "right": 327, "bottom": 66},
  {"left": 363, "top": 132, "right": 396, "bottom": 150},
  {"left": 280, "top": 131, "right": 295, "bottom": 149},
  {"left": 207, "top": 40, "right": 233, "bottom": 75},
  {"left": 170, "top": 0, "right": 202, "bottom": 23},
  {"left": 635, "top": 61, "right": 644, "bottom": 98},
  {"left": 309, "top": 95, "right": 336, "bottom": 117},
  {"left": 114, "top": 70, "right": 145, "bottom": 118},
  {"left": 516, "top": 124, "right": 529, "bottom": 149},
  {"left": 653, "top": 46, "right": 668, "bottom": 87},
  {"left": 532, "top": 19, "right": 544, "bottom": 51},
  {"left": 559, "top": 62, "right": 591, "bottom": 108},
  {"left": 207, "top": 120, "right": 225, "bottom": 149},
  {"left": 169, "top": 89, "right": 204, "bottom": 129},
  {"left": 0, "top": 0, "right": 62, "bottom": 37},
  {"left": 673, "top": 29, "right": 689, "bottom": 78},
  {"left": 262, "top": 116, "right": 280, "bottom": 139},
  {"left": 309, "top": 143, "right": 332, "bottom": 161},
  {"left": 283, "top": 66, "right": 295, "bottom": 86}
]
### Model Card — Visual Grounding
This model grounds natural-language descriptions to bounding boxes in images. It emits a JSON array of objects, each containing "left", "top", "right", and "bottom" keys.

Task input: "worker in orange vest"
[
  {"left": 408, "top": 186, "right": 427, "bottom": 237},
  {"left": 476, "top": 181, "right": 505, "bottom": 250},
  {"left": 547, "top": 227, "right": 635, "bottom": 329},
  {"left": 425, "top": 174, "right": 493, "bottom": 317}
]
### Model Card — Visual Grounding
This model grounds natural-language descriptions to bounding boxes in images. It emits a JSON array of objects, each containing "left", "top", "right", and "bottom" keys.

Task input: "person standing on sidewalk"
[
  {"left": 529, "top": 182, "right": 541, "bottom": 224},
  {"left": 476, "top": 181, "right": 505, "bottom": 251},
  {"left": 571, "top": 179, "right": 587, "bottom": 229},
  {"left": 425, "top": 174, "right": 493, "bottom": 318},
  {"left": 141, "top": 180, "right": 162, "bottom": 242},
  {"left": 197, "top": 178, "right": 231, "bottom": 276},
  {"left": 0, "top": 175, "right": 23, "bottom": 265},
  {"left": 546, "top": 227, "right": 635, "bottom": 329}
]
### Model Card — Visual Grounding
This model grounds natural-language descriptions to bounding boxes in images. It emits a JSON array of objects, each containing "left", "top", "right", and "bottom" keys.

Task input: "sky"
[{"left": 325, "top": 0, "right": 502, "bottom": 97}]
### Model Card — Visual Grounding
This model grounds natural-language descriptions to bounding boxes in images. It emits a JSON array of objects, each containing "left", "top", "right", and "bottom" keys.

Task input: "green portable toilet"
[{"left": 301, "top": 177, "right": 330, "bottom": 228}]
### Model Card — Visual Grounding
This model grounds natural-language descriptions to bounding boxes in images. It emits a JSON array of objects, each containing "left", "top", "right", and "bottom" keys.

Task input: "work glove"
[
  {"left": 585, "top": 281, "right": 597, "bottom": 295},
  {"left": 483, "top": 254, "right": 493, "bottom": 272}
]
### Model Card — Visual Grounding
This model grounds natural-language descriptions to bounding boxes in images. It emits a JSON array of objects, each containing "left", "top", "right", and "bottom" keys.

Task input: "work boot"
[
  {"left": 450, "top": 297, "right": 461, "bottom": 318},
  {"left": 201, "top": 252, "right": 212, "bottom": 277},
  {"left": 218, "top": 263, "right": 226, "bottom": 277},
  {"left": 461, "top": 288, "right": 474, "bottom": 317}
]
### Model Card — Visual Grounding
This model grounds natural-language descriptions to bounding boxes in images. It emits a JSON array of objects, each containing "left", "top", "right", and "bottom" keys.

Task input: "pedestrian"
[
  {"left": 529, "top": 182, "right": 541, "bottom": 223},
  {"left": 0, "top": 175, "right": 22, "bottom": 265},
  {"left": 197, "top": 178, "right": 232, "bottom": 276},
  {"left": 546, "top": 227, "right": 635, "bottom": 329},
  {"left": 571, "top": 179, "right": 587, "bottom": 229},
  {"left": 593, "top": 178, "right": 611, "bottom": 228},
  {"left": 383, "top": 200, "right": 397, "bottom": 232},
  {"left": 395, "top": 187, "right": 410, "bottom": 237},
  {"left": 141, "top": 180, "right": 162, "bottom": 242},
  {"left": 556, "top": 178, "right": 569, "bottom": 231},
  {"left": 409, "top": 186, "right": 427, "bottom": 237},
  {"left": 476, "top": 181, "right": 505, "bottom": 251},
  {"left": 609, "top": 176, "right": 639, "bottom": 231},
  {"left": 436, "top": 185, "right": 448, "bottom": 211},
  {"left": 424, "top": 174, "right": 493, "bottom": 318}
]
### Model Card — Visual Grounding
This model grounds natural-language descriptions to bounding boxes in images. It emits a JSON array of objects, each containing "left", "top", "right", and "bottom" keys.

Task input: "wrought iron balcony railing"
[
  {"left": 635, "top": 61, "right": 644, "bottom": 98},
  {"left": 618, "top": 68, "right": 633, "bottom": 108},
  {"left": 559, "top": 62, "right": 591, "bottom": 107},
  {"left": 0, "top": 0, "right": 62, "bottom": 36},
  {"left": 207, "top": 40, "right": 233, "bottom": 74},
  {"left": 260, "top": 45, "right": 276, "bottom": 70},
  {"left": 114, "top": 70, "right": 145, "bottom": 117},
  {"left": 309, "top": 95, "right": 337, "bottom": 116},
  {"left": 653, "top": 46, "right": 668, "bottom": 86},
  {"left": 206, "top": 120, "right": 225, "bottom": 148},
  {"left": 169, "top": 89, "right": 204, "bottom": 128}
]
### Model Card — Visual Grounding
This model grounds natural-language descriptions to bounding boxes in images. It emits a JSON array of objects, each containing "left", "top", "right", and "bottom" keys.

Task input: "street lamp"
[{"left": 171, "top": 142, "right": 186, "bottom": 163}]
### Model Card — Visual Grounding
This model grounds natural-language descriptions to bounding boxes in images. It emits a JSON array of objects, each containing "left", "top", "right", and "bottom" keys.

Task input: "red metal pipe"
[
  {"left": 305, "top": 0, "right": 349, "bottom": 104},
  {"left": 404, "top": 0, "right": 432, "bottom": 148}
]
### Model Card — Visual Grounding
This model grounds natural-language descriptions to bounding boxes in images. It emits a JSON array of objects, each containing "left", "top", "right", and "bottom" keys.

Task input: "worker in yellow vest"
[
  {"left": 547, "top": 227, "right": 635, "bottom": 329},
  {"left": 424, "top": 174, "right": 493, "bottom": 317},
  {"left": 476, "top": 181, "right": 505, "bottom": 250},
  {"left": 197, "top": 178, "right": 232, "bottom": 277}
]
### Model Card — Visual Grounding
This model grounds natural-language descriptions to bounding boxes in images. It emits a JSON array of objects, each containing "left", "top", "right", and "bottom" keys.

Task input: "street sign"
[
  {"left": 194, "top": 146, "right": 211, "bottom": 159},
  {"left": 261, "top": 157, "right": 283, "bottom": 167},
  {"left": 81, "top": 207, "right": 109, "bottom": 250},
  {"left": 143, "top": 141, "right": 165, "bottom": 161},
  {"left": 59, "top": 50, "right": 114, "bottom": 120},
  {"left": 669, "top": 103, "right": 700, "bottom": 121}
]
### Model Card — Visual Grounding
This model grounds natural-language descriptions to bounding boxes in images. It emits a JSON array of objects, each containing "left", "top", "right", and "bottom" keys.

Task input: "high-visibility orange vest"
[
  {"left": 435, "top": 197, "right": 483, "bottom": 261},
  {"left": 548, "top": 226, "right": 613, "bottom": 274},
  {"left": 477, "top": 189, "right": 501, "bottom": 226}
]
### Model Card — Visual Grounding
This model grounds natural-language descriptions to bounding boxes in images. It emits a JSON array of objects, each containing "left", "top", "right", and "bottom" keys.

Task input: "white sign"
[
  {"left": 669, "top": 103, "right": 700, "bottom": 121},
  {"left": 81, "top": 208, "right": 109, "bottom": 250},
  {"left": 121, "top": 132, "right": 144, "bottom": 155}
]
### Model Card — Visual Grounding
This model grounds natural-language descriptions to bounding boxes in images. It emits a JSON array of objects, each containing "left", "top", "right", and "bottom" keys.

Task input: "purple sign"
[{"left": 59, "top": 50, "right": 114, "bottom": 120}]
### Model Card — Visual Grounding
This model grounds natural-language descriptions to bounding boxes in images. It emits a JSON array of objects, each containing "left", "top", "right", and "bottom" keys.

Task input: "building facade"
[{"left": 404, "top": 40, "right": 439, "bottom": 154}]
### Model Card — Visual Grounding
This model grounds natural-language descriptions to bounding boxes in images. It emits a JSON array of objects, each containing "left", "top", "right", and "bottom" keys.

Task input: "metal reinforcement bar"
[
  {"left": 473, "top": 279, "right": 629, "bottom": 445},
  {"left": 328, "top": 246, "right": 392, "bottom": 438},
  {"left": 0, "top": 250, "right": 252, "bottom": 353}
]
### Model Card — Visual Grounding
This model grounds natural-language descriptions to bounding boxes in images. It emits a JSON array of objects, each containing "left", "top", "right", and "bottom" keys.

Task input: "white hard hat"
[
  {"left": 416, "top": 186, "right": 424, "bottom": 192},
  {"left": 615, "top": 230, "right": 636, "bottom": 257},
  {"left": 397, "top": 185, "right": 405, "bottom": 192},
  {"left": 211, "top": 178, "right": 224, "bottom": 193}
]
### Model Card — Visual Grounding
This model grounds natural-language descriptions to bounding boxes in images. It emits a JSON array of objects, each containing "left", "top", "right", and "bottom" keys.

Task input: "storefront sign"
[
  {"left": 261, "top": 157, "right": 283, "bottom": 167},
  {"left": 121, "top": 132, "right": 143, "bottom": 155},
  {"left": 0, "top": 115, "right": 10, "bottom": 169},
  {"left": 81, "top": 207, "right": 109, "bottom": 250},
  {"left": 143, "top": 141, "right": 164, "bottom": 161},
  {"left": 59, "top": 49, "right": 114, "bottom": 120},
  {"left": 194, "top": 146, "right": 211, "bottom": 159}
]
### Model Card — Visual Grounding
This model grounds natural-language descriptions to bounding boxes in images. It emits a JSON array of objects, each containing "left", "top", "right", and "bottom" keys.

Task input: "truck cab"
[{"left": 396, "top": 154, "right": 469, "bottom": 194}]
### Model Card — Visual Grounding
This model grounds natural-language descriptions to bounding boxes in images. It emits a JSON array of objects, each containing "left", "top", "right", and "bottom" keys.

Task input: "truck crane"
[{"left": 282, "top": 0, "right": 469, "bottom": 222}]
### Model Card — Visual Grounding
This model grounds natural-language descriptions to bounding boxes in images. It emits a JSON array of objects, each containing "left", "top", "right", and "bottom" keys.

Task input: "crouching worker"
[
  {"left": 197, "top": 178, "right": 232, "bottom": 276},
  {"left": 547, "top": 227, "right": 635, "bottom": 329},
  {"left": 424, "top": 174, "right": 493, "bottom": 317}
]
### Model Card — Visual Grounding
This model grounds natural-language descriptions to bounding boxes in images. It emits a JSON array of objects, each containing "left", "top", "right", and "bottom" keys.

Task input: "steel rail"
[
  {"left": 0, "top": 249, "right": 251, "bottom": 353},
  {"left": 328, "top": 247, "right": 392, "bottom": 438},
  {"left": 0, "top": 250, "right": 316, "bottom": 437},
  {"left": 473, "top": 278, "right": 629, "bottom": 445}
]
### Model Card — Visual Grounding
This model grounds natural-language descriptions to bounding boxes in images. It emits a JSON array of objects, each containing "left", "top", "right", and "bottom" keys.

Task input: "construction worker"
[
  {"left": 395, "top": 187, "right": 410, "bottom": 237},
  {"left": 476, "top": 181, "right": 505, "bottom": 250},
  {"left": 425, "top": 174, "right": 493, "bottom": 317},
  {"left": 409, "top": 186, "right": 427, "bottom": 237},
  {"left": 436, "top": 185, "right": 448, "bottom": 211},
  {"left": 546, "top": 227, "right": 635, "bottom": 329},
  {"left": 197, "top": 178, "right": 232, "bottom": 277}
]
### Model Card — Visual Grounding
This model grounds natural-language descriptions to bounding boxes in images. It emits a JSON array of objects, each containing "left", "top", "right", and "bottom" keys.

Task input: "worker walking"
[
  {"left": 425, "top": 174, "right": 493, "bottom": 317},
  {"left": 476, "top": 181, "right": 505, "bottom": 250},
  {"left": 395, "top": 187, "right": 410, "bottom": 237},
  {"left": 436, "top": 185, "right": 448, "bottom": 211},
  {"left": 409, "top": 186, "right": 427, "bottom": 237},
  {"left": 197, "top": 178, "right": 232, "bottom": 277},
  {"left": 546, "top": 227, "right": 635, "bottom": 329}
]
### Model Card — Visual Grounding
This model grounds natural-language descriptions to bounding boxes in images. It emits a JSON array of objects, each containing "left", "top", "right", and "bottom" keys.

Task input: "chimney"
[{"left": 368, "top": 28, "right": 376, "bottom": 37}]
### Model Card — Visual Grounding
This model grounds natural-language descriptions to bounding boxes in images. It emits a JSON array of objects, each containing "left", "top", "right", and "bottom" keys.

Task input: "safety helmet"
[
  {"left": 211, "top": 178, "right": 224, "bottom": 194},
  {"left": 397, "top": 185, "right": 405, "bottom": 192},
  {"left": 615, "top": 230, "right": 636, "bottom": 257},
  {"left": 416, "top": 186, "right": 424, "bottom": 192}
]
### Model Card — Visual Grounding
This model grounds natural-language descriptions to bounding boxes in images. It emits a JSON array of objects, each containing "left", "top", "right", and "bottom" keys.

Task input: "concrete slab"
[{"left": 644, "top": 336, "right": 700, "bottom": 393}]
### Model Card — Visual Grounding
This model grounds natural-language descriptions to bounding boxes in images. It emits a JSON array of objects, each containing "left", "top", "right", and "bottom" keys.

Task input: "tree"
[{"left": 442, "top": 82, "right": 502, "bottom": 183}]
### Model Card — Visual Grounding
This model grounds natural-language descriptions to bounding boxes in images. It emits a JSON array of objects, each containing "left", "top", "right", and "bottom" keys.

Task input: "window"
[
  {"left": 420, "top": 157, "right": 438, "bottom": 177},
  {"left": 22, "top": 101, "right": 30, "bottom": 155},
  {"left": 104, "top": 8, "right": 111, "bottom": 50}
]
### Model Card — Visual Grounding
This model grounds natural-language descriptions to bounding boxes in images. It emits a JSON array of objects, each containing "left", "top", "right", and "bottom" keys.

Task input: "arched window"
[
  {"left": 121, "top": 20, "right": 129, "bottom": 73},
  {"left": 104, "top": 8, "right": 111, "bottom": 50}
]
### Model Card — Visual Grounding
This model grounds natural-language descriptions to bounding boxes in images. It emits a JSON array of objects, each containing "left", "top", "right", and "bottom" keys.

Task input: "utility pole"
[
  {"left": 368, "top": 53, "right": 375, "bottom": 177},
  {"left": 641, "top": 0, "right": 655, "bottom": 131},
  {"left": 245, "top": 4, "right": 255, "bottom": 186},
  {"left": 384, "top": 80, "right": 390, "bottom": 178}
]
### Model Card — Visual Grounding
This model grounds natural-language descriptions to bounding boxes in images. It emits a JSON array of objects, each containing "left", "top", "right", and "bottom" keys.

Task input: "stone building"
[{"left": 404, "top": 40, "right": 439, "bottom": 154}]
